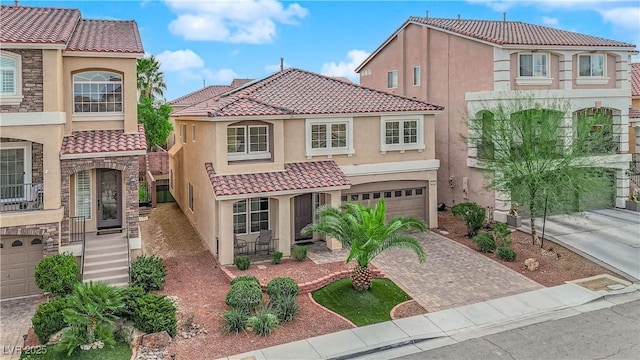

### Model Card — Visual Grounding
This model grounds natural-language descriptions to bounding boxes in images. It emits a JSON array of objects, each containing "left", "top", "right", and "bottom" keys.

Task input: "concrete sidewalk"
[{"left": 219, "top": 282, "right": 640, "bottom": 360}]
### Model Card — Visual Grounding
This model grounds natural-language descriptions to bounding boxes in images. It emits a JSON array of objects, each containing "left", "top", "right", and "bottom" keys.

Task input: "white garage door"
[
  {"left": 1, "top": 237, "right": 43, "bottom": 299},
  {"left": 342, "top": 181, "right": 428, "bottom": 222}
]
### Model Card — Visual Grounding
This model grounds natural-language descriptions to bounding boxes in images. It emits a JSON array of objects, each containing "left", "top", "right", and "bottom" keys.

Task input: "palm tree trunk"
[{"left": 351, "top": 265, "right": 373, "bottom": 291}]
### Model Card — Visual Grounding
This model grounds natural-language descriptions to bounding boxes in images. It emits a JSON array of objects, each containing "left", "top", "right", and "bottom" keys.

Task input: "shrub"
[
  {"left": 131, "top": 293, "right": 177, "bottom": 337},
  {"left": 266, "top": 277, "right": 299, "bottom": 300},
  {"left": 225, "top": 281, "right": 262, "bottom": 314},
  {"left": 234, "top": 255, "right": 251, "bottom": 270},
  {"left": 247, "top": 308, "right": 279, "bottom": 336},
  {"left": 32, "top": 296, "right": 68, "bottom": 344},
  {"left": 223, "top": 309, "right": 248, "bottom": 333},
  {"left": 493, "top": 222, "right": 512, "bottom": 247},
  {"left": 271, "top": 251, "right": 283, "bottom": 265},
  {"left": 496, "top": 246, "right": 517, "bottom": 262},
  {"left": 291, "top": 245, "right": 307, "bottom": 261},
  {"left": 115, "top": 286, "right": 146, "bottom": 320},
  {"left": 472, "top": 232, "right": 496, "bottom": 253},
  {"left": 130, "top": 255, "right": 167, "bottom": 293},
  {"left": 271, "top": 295, "right": 300, "bottom": 323},
  {"left": 35, "top": 252, "right": 79, "bottom": 296},
  {"left": 451, "top": 202, "right": 486, "bottom": 238},
  {"left": 230, "top": 274, "right": 260, "bottom": 286}
]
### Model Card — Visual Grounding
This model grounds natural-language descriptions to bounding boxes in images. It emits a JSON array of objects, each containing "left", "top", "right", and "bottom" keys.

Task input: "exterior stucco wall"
[{"left": 0, "top": 49, "right": 44, "bottom": 113}]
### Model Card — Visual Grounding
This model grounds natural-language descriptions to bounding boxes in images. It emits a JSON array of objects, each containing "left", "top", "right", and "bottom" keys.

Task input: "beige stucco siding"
[{"left": 42, "top": 49, "right": 64, "bottom": 112}]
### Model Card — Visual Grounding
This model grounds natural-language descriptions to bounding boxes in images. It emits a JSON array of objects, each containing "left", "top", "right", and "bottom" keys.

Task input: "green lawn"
[
  {"left": 20, "top": 342, "right": 131, "bottom": 360},
  {"left": 311, "top": 278, "right": 411, "bottom": 326}
]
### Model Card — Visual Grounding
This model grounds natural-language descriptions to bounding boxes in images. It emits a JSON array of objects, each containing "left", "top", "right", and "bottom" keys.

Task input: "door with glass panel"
[{"left": 97, "top": 169, "right": 122, "bottom": 229}]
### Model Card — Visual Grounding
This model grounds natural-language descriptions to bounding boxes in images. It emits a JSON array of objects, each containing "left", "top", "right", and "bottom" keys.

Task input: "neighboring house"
[
  {"left": 169, "top": 68, "right": 443, "bottom": 265},
  {"left": 630, "top": 63, "right": 640, "bottom": 156},
  {"left": 356, "top": 16, "right": 638, "bottom": 222},
  {"left": 0, "top": 5, "right": 145, "bottom": 299}
]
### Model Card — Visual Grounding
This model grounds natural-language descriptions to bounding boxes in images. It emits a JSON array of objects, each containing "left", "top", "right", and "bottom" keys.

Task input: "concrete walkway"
[
  {"left": 219, "top": 283, "right": 640, "bottom": 360},
  {"left": 520, "top": 209, "right": 640, "bottom": 281},
  {"left": 0, "top": 296, "right": 41, "bottom": 360}
]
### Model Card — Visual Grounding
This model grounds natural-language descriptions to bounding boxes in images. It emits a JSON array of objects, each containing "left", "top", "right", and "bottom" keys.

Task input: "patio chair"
[
  {"left": 234, "top": 234, "right": 248, "bottom": 255},
  {"left": 255, "top": 229, "right": 272, "bottom": 254}
]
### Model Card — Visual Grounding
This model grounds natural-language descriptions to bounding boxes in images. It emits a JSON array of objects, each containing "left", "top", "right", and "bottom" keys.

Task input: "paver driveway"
[
  {"left": 0, "top": 296, "right": 40, "bottom": 360},
  {"left": 372, "top": 231, "right": 543, "bottom": 312}
]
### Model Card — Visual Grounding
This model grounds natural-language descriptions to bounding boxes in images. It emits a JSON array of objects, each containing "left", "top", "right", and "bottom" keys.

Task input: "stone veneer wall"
[
  {"left": 0, "top": 138, "right": 44, "bottom": 185},
  {"left": 60, "top": 156, "right": 140, "bottom": 245},
  {"left": 0, "top": 222, "right": 60, "bottom": 256},
  {"left": 0, "top": 49, "right": 43, "bottom": 113}
]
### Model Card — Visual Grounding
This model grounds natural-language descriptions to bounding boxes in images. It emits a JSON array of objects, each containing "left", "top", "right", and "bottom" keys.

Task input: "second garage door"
[
  {"left": 342, "top": 181, "right": 428, "bottom": 222},
  {"left": 0, "top": 237, "right": 43, "bottom": 299}
]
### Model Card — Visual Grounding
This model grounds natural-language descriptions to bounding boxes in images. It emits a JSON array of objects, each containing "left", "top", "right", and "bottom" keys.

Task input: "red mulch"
[
  {"left": 223, "top": 258, "right": 351, "bottom": 285},
  {"left": 392, "top": 300, "right": 428, "bottom": 319}
]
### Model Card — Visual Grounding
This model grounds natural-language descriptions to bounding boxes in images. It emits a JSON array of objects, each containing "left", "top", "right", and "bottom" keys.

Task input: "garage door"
[
  {"left": 342, "top": 181, "right": 428, "bottom": 222},
  {"left": 1, "top": 237, "right": 43, "bottom": 299}
]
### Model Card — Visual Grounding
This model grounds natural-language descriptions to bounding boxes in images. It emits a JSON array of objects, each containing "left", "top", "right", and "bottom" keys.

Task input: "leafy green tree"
[
  {"left": 138, "top": 97, "right": 173, "bottom": 148},
  {"left": 137, "top": 55, "right": 166, "bottom": 101},
  {"left": 469, "top": 95, "right": 615, "bottom": 245},
  {"left": 302, "top": 201, "right": 425, "bottom": 291}
]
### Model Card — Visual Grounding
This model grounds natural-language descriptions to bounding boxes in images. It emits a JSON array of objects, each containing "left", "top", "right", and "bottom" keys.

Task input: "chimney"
[
  {"left": 425, "top": 10, "right": 429, "bottom": 19},
  {"left": 503, "top": 12, "right": 507, "bottom": 22},
  {"left": 457, "top": 14, "right": 461, "bottom": 20},
  {"left": 280, "top": 57, "right": 284, "bottom": 72},
  {"left": 14, "top": 0, "right": 19, "bottom": 6}
]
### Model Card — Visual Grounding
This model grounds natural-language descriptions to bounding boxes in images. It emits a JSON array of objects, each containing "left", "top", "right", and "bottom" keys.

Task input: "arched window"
[
  {"left": 11, "top": 240, "right": 23, "bottom": 247},
  {"left": 31, "top": 238, "right": 42, "bottom": 245},
  {"left": 73, "top": 71, "right": 123, "bottom": 113},
  {"left": 575, "top": 108, "right": 615, "bottom": 154}
]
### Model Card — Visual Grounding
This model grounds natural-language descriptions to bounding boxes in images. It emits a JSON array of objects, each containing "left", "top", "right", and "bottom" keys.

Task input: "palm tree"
[
  {"left": 302, "top": 201, "right": 426, "bottom": 291},
  {"left": 137, "top": 55, "right": 166, "bottom": 101}
]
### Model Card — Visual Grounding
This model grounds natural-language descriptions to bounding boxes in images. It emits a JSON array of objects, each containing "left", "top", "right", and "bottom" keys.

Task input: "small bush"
[
  {"left": 116, "top": 286, "right": 146, "bottom": 320},
  {"left": 266, "top": 277, "right": 299, "bottom": 300},
  {"left": 130, "top": 255, "right": 167, "bottom": 293},
  {"left": 247, "top": 308, "right": 279, "bottom": 336},
  {"left": 234, "top": 255, "right": 251, "bottom": 270},
  {"left": 472, "top": 232, "right": 496, "bottom": 253},
  {"left": 132, "top": 294, "right": 177, "bottom": 337},
  {"left": 451, "top": 202, "right": 486, "bottom": 238},
  {"left": 493, "top": 222, "right": 512, "bottom": 247},
  {"left": 271, "top": 295, "right": 300, "bottom": 323},
  {"left": 35, "top": 252, "right": 79, "bottom": 296},
  {"left": 230, "top": 274, "right": 260, "bottom": 286},
  {"left": 496, "top": 246, "right": 517, "bottom": 262},
  {"left": 225, "top": 281, "right": 262, "bottom": 314},
  {"left": 291, "top": 245, "right": 307, "bottom": 261},
  {"left": 32, "top": 296, "right": 68, "bottom": 344},
  {"left": 223, "top": 309, "right": 248, "bottom": 333},
  {"left": 270, "top": 251, "right": 283, "bottom": 265}
]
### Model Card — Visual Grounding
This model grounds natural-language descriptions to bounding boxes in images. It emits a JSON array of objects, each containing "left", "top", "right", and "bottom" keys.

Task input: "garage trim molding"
[{"left": 340, "top": 159, "right": 440, "bottom": 177}]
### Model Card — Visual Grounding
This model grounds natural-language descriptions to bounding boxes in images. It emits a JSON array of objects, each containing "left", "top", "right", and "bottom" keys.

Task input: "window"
[
  {"left": 188, "top": 183, "right": 193, "bottom": 211},
  {"left": 578, "top": 54, "right": 605, "bottom": 77},
  {"left": 519, "top": 54, "right": 548, "bottom": 77},
  {"left": 415, "top": 188, "right": 423, "bottom": 195},
  {"left": 0, "top": 142, "right": 31, "bottom": 201},
  {"left": 350, "top": 194, "right": 359, "bottom": 201},
  {"left": 413, "top": 66, "right": 420, "bottom": 86},
  {"left": 233, "top": 197, "right": 269, "bottom": 234},
  {"left": 405, "top": 189, "right": 413, "bottom": 196},
  {"left": 181, "top": 124, "right": 187, "bottom": 143},
  {"left": 192, "top": 125, "right": 196, "bottom": 142},
  {"left": 305, "top": 118, "right": 354, "bottom": 157},
  {"left": 341, "top": 195, "right": 347, "bottom": 202},
  {"left": 362, "top": 193, "right": 370, "bottom": 200},
  {"left": 0, "top": 51, "right": 22, "bottom": 105},
  {"left": 373, "top": 192, "right": 381, "bottom": 199},
  {"left": 170, "top": 169, "right": 173, "bottom": 189},
  {"left": 380, "top": 115, "right": 424, "bottom": 152},
  {"left": 387, "top": 70, "right": 398, "bottom": 88},
  {"left": 395, "top": 190, "right": 402, "bottom": 197},
  {"left": 73, "top": 71, "right": 122, "bottom": 113},
  {"left": 75, "top": 170, "right": 91, "bottom": 219},
  {"left": 384, "top": 191, "right": 392, "bottom": 198},
  {"left": 227, "top": 125, "right": 270, "bottom": 160}
]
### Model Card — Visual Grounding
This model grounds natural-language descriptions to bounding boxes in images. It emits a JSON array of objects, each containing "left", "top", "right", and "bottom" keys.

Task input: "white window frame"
[
  {"left": 413, "top": 66, "right": 421, "bottom": 86},
  {"left": 516, "top": 53, "right": 552, "bottom": 85},
  {"left": 72, "top": 71, "right": 123, "bottom": 118},
  {"left": 0, "top": 50, "right": 23, "bottom": 105},
  {"left": 576, "top": 53, "right": 609, "bottom": 85},
  {"left": 387, "top": 70, "right": 398, "bottom": 89},
  {"left": 227, "top": 124, "right": 271, "bottom": 161},
  {"left": 232, "top": 197, "right": 269, "bottom": 235},
  {"left": 188, "top": 182, "right": 193, "bottom": 211},
  {"left": 0, "top": 142, "right": 32, "bottom": 202},
  {"left": 380, "top": 115, "right": 425, "bottom": 153},
  {"left": 75, "top": 170, "right": 91, "bottom": 220},
  {"left": 305, "top": 118, "right": 355, "bottom": 158}
]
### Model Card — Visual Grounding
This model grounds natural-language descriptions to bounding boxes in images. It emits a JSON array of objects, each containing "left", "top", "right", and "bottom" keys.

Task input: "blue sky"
[{"left": 11, "top": 0, "right": 640, "bottom": 101}]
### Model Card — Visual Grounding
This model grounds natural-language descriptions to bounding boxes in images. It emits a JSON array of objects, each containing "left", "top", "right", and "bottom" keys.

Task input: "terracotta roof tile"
[
  {"left": 0, "top": 5, "right": 80, "bottom": 44},
  {"left": 61, "top": 124, "right": 146, "bottom": 156},
  {"left": 169, "top": 85, "right": 234, "bottom": 106},
  {"left": 205, "top": 161, "right": 351, "bottom": 197},
  {"left": 630, "top": 107, "right": 640, "bottom": 119},
  {"left": 631, "top": 63, "right": 640, "bottom": 98},
  {"left": 66, "top": 19, "right": 143, "bottom": 53},
  {"left": 173, "top": 68, "right": 443, "bottom": 117}
]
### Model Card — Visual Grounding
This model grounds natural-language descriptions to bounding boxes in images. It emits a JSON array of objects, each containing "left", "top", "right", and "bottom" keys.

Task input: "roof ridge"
[
  {"left": 169, "top": 85, "right": 231, "bottom": 104},
  {"left": 220, "top": 69, "right": 292, "bottom": 99},
  {"left": 0, "top": 4, "right": 80, "bottom": 11}
]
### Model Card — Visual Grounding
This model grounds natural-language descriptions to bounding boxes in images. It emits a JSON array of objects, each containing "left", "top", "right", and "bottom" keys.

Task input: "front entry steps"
[{"left": 82, "top": 232, "right": 130, "bottom": 288}]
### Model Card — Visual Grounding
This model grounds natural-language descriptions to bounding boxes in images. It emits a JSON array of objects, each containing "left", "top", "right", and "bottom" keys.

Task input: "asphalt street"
[{"left": 393, "top": 300, "right": 640, "bottom": 360}]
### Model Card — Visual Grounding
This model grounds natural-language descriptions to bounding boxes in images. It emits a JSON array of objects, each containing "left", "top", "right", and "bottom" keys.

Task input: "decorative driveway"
[{"left": 0, "top": 296, "right": 41, "bottom": 360}]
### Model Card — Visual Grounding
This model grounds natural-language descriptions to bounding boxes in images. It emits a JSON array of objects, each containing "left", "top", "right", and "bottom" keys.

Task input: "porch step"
[
  {"left": 85, "top": 236, "right": 127, "bottom": 247},
  {"left": 82, "top": 273, "right": 129, "bottom": 287},
  {"left": 83, "top": 258, "right": 129, "bottom": 273},
  {"left": 83, "top": 266, "right": 129, "bottom": 280},
  {"left": 84, "top": 243, "right": 128, "bottom": 254},
  {"left": 84, "top": 250, "right": 129, "bottom": 262}
]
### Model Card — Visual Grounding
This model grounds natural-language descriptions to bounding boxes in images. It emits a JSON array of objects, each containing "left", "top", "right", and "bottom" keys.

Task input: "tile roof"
[
  {"left": 169, "top": 85, "right": 234, "bottom": 107},
  {"left": 205, "top": 161, "right": 351, "bottom": 197},
  {"left": 60, "top": 124, "right": 146, "bottom": 157},
  {"left": 630, "top": 107, "right": 640, "bottom": 119},
  {"left": 173, "top": 68, "right": 444, "bottom": 117},
  {"left": 408, "top": 17, "right": 636, "bottom": 47},
  {"left": 632, "top": 63, "right": 640, "bottom": 98},
  {"left": 66, "top": 19, "right": 143, "bottom": 53},
  {"left": 0, "top": 5, "right": 80, "bottom": 44}
]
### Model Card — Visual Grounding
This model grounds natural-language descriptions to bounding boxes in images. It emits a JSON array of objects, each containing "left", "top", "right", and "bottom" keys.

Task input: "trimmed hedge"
[
  {"left": 130, "top": 255, "right": 167, "bottom": 293},
  {"left": 230, "top": 274, "right": 260, "bottom": 287},
  {"left": 32, "top": 296, "right": 69, "bottom": 344},
  {"left": 35, "top": 253, "right": 79, "bottom": 296},
  {"left": 472, "top": 232, "right": 496, "bottom": 253},
  {"left": 225, "top": 281, "right": 262, "bottom": 314},
  {"left": 131, "top": 293, "right": 177, "bottom": 337},
  {"left": 266, "top": 277, "right": 299, "bottom": 300}
]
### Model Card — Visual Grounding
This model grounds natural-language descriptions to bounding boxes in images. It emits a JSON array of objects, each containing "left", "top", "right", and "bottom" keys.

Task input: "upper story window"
[
  {"left": 227, "top": 125, "right": 270, "bottom": 161},
  {"left": 0, "top": 51, "right": 23, "bottom": 105},
  {"left": 0, "top": 142, "right": 31, "bottom": 202},
  {"left": 519, "top": 54, "right": 548, "bottom": 77},
  {"left": 181, "top": 123, "right": 187, "bottom": 143},
  {"left": 578, "top": 55, "right": 604, "bottom": 77},
  {"left": 73, "top": 71, "right": 123, "bottom": 113},
  {"left": 305, "top": 118, "right": 354, "bottom": 157},
  {"left": 387, "top": 70, "right": 398, "bottom": 89},
  {"left": 380, "top": 115, "right": 425, "bottom": 153},
  {"left": 413, "top": 67, "right": 421, "bottom": 86}
]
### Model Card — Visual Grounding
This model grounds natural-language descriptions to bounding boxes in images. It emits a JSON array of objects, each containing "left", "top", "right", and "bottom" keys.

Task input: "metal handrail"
[
  {"left": 126, "top": 218, "right": 131, "bottom": 286},
  {"left": 73, "top": 216, "right": 87, "bottom": 275},
  {"left": 0, "top": 183, "right": 43, "bottom": 212}
]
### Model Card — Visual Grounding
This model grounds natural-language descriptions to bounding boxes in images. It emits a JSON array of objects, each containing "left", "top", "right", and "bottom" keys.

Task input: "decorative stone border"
[
  {"left": 306, "top": 292, "right": 357, "bottom": 328},
  {"left": 389, "top": 299, "right": 417, "bottom": 320}
]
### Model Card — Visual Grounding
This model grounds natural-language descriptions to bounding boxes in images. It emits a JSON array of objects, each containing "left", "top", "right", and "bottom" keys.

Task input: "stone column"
[
  {"left": 615, "top": 169, "right": 630, "bottom": 208},
  {"left": 493, "top": 187, "right": 511, "bottom": 223},
  {"left": 326, "top": 190, "right": 343, "bottom": 250}
]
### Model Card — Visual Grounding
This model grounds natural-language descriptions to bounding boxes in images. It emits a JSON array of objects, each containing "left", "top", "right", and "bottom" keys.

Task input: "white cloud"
[
  {"left": 156, "top": 49, "right": 204, "bottom": 72},
  {"left": 320, "top": 50, "right": 370, "bottom": 83},
  {"left": 598, "top": 7, "right": 640, "bottom": 32},
  {"left": 541, "top": 16, "right": 559, "bottom": 26},
  {"left": 165, "top": 0, "right": 308, "bottom": 44}
]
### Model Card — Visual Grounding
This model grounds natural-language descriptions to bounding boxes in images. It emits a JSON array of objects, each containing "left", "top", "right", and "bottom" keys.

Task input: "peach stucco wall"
[{"left": 510, "top": 52, "right": 560, "bottom": 90}]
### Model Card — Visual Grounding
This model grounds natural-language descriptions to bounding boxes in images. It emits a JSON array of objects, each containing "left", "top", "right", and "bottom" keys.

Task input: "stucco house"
[
  {"left": 0, "top": 5, "right": 145, "bottom": 299},
  {"left": 630, "top": 63, "right": 640, "bottom": 189},
  {"left": 169, "top": 68, "right": 443, "bottom": 265},
  {"left": 356, "top": 16, "right": 638, "bottom": 222}
]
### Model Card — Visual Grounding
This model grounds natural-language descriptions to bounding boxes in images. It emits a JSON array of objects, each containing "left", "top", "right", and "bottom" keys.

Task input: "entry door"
[
  {"left": 294, "top": 193, "right": 313, "bottom": 241},
  {"left": 97, "top": 169, "right": 122, "bottom": 229}
]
